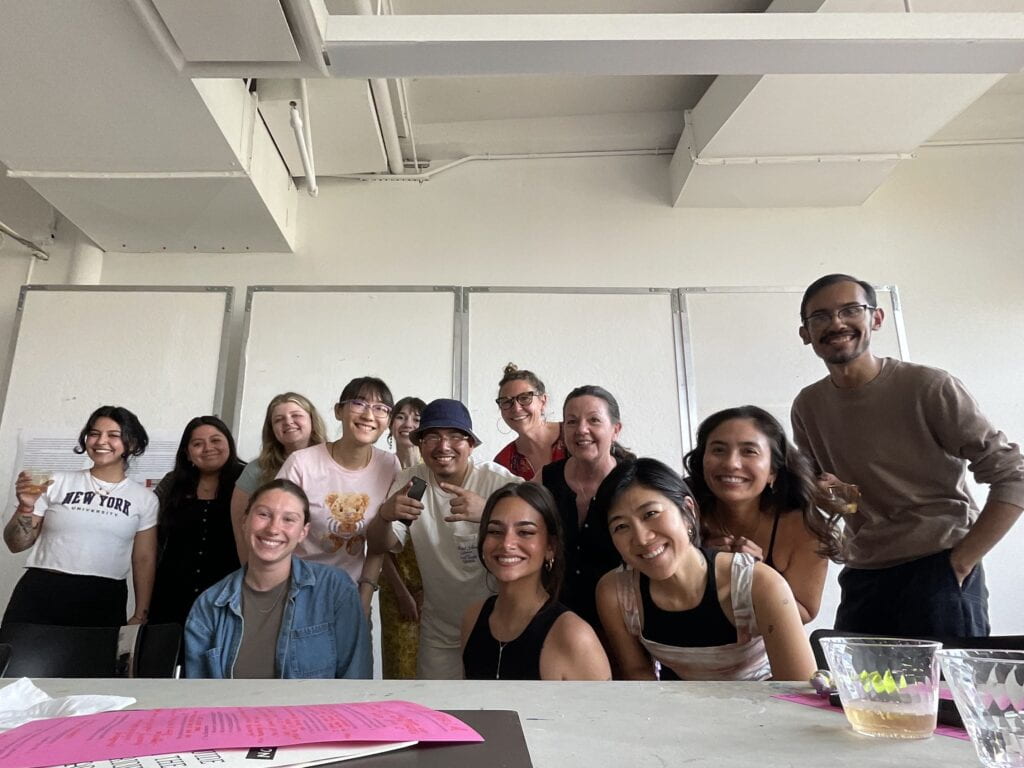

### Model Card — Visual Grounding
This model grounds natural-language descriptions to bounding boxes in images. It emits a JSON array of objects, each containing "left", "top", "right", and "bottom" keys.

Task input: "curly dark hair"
[{"left": 74, "top": 405, "right": 149, "bottom": 467}]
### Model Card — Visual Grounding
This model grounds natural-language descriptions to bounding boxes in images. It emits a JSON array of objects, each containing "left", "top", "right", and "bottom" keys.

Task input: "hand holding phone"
[{"left": 401, "top": 476, "right": 428, "bottom": 526}]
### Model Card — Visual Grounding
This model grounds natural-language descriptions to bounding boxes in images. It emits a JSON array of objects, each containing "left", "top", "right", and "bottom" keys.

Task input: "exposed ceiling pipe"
[
  {"left": 336, "top": 148, "right": 674, "bottom": 182},
  {"left": 0, "top": 218, "right": 49, "bottom": 259},
  {"left": 289, "top": 97, "right": 318, "bottom": 197},
  {"left": 354, "top": 0, "right": 404, "bottom": 175}
]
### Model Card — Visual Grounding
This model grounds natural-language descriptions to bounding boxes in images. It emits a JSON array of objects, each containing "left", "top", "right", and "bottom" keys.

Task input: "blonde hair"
[{"left": 256, "top": 392, "right": 327, "bottom": 484}]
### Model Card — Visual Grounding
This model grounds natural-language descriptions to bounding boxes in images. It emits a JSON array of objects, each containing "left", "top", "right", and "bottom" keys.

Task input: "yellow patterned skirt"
[{"left": 379, "top": 540, "right": 423, "bottom": 679}]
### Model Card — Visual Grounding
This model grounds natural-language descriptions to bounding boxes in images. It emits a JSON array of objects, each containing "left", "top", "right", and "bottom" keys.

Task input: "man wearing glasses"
[
  {"left": 792, "top": 273, "right": 1024, "bottom": 637},
  {"left": 367, "top": 398, "right": 519, "bottom": 678}
]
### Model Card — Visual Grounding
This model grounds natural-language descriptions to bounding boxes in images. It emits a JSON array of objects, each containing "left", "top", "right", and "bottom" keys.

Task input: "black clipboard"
[{"left": 329, "top": 710, "right": 533, "bottom": 768}]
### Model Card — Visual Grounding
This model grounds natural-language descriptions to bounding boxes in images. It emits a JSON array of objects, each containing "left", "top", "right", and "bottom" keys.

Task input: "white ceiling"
[
  {"left": 295, "top": 1, "right": 1024, "bottom": 171},
  {"left": 1, "top": 0, "right": 1022, "bottom": 251}
]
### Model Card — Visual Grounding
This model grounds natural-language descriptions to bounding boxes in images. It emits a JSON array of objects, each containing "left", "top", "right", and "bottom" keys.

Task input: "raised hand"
[
  {"left": 379, "top": 480, "right": 425, "bottom": 525},
  {"left": 439, "top": 483, "right": 485, "bottom": 523}
]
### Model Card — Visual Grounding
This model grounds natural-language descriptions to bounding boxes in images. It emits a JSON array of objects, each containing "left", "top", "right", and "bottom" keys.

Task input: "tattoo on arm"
[
  {"left": 767, "top": 623, "right": 776, "bottom": 636},
  {"left": 4, "top": 514, "right": 40, "bottom": 550}
]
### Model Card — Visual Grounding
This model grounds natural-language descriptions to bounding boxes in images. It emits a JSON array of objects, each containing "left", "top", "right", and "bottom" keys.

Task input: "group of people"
[{"left": 4, "top": 273, "right": 1022, "bottom": 683}]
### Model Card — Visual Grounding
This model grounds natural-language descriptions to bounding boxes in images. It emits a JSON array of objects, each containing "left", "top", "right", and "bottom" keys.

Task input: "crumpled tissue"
[{"left": 0, "top": 677, "right": 135, "bottom": 732}]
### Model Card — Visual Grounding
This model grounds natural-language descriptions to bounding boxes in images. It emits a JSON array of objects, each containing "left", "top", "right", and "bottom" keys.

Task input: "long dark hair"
[
  {"left": 563, "top": 385, "right": 636, "bottom": 462},
  {"left": 160, "top": 416, "right": 246, "bottom": 517},
  {"left": 75, "top": 405, "right": 148, "bottom": 467},
  {"left": 594, "top": 458, "right": 700, "bottom": 546},
  {"left": 477, "top": 482, "right": 565, "bottom": 601},
  {"left": 682, "top": 405, "right": 843, "bottom": 561}
]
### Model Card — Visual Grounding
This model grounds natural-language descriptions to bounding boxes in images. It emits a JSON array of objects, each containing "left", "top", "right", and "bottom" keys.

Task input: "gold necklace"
[
  {"left": 88, "top": 471, "right": 124, "bottom": 498},
  {"left": 247, "top": 579, "right": 289, "bottom": 614}
]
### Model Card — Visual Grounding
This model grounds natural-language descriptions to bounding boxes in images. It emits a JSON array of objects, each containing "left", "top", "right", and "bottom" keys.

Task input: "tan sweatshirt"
[{"left": 792, "top": 358, "right": 1024, "bottom": 569}]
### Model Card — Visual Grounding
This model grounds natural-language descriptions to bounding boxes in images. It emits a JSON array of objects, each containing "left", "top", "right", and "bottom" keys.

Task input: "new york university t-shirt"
[{"left": 28, "top": 470, "right": 158, "bottom": 580}]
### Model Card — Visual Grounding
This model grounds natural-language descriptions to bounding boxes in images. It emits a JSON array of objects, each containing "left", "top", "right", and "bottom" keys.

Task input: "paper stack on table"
[{"left": 0, "top": 679, "right": 483, "bottom": 768}]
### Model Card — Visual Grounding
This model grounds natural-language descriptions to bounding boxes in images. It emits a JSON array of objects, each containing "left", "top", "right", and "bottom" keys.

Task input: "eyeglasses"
[
  {"left": 495, "top": 391, "right": 538, "bottom": 411},
  {"left": 340, "top": 399, "right": 393, "bottom": 418},
  {"left": 802, "top": 304, "right": 876, "bottom": 331},
  {"left": 419, "top": 432, "right": 471, "bottom": 448}
]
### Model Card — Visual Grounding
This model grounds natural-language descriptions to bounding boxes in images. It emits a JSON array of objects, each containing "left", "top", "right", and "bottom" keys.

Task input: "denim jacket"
[{"left": 184, "top": 556, "right": 371, "bottom": 679}]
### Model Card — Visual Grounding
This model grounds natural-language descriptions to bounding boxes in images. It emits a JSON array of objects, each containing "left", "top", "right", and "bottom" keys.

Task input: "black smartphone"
[
  {"left": 402, "top": 476, "right": 428, "bottom": 526},
  {"left": 408, "top": 476, "right": 427, "bottom": 501}
]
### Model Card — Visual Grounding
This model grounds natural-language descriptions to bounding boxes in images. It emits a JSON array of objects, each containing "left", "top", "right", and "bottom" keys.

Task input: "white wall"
[{"left": 3, "top": 144, "right": 1023, "bottom": 632}]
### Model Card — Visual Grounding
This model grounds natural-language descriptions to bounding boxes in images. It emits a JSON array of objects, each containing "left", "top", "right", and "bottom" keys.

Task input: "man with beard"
[
  {"left": 367, "top": 399, "right": 519, "bottom": 679},
  {"left": 791, "top": 273, "right": 1024, "bottom": 637}
]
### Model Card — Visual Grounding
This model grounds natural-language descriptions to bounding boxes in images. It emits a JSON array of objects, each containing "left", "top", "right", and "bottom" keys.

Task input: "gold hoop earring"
[{"left": 496, "top": 416, "right": 512, "bottom": 436}]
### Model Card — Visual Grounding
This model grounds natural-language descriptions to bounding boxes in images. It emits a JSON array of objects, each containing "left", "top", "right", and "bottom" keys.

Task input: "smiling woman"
[
  {"left": 460, "top": 483, "right": 610, "bottom": 681},
  {"left": 493, "top": 364, "right": 566, "bottom": 481},
  {"left": 3, "top": 405, "right": 159, "bottom": 628},
  {"left": 149, "top": 416, "right": 247, "bottom": 627},
  {"left": 594, "top": 458, "right": 816, "bottom": 682},
  {"left": 277, "top": 377, "right": 401, "bottom": 616},
  {"left": 184, "top": 479, "right": 371, "bottom": 679}
]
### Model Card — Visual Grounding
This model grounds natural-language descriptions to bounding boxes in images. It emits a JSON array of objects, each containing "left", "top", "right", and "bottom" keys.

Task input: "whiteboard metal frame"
[
  {"left": 0, "top": 284, "right": 234, "bottom": 423},
  {"left": 236, "top": 285, "right": 461, "bottom": 430},
  {"left": 464, "top": 285, "right": 687, "bottom": 458},
  {"left": 676, "top": 283, "right": 910, "bottom": 454}
]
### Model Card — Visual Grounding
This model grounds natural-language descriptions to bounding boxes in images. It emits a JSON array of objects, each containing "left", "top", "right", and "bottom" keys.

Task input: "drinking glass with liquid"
[{"left": 820, "top": 636, "right": 942, "bottom": 739}]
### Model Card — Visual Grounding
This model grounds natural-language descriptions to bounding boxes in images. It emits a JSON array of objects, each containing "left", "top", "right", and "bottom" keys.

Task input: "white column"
[{"left": 67, "top": 230, "right": 104, "bottom": 285}]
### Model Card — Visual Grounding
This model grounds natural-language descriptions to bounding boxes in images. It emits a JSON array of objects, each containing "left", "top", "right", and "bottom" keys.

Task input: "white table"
[{"left": 31, "top": 680, "right": 978, "bottom": 767}]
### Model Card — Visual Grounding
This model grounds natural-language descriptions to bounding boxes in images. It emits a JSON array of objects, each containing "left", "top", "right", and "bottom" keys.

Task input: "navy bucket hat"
[{"left": 411, "top": 399, "right": 481, "bottom": 447}]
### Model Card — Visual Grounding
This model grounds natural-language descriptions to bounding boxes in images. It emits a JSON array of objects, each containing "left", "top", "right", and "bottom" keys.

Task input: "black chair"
[
  {"left": 0, "top": 643, "right": 11, "bottom": 676},
  {"left": 810, "top": 628, "right": 1024, "bottom": 671},
  {"left": 0, "top": 622, "right": 182, "bottom": 678}
]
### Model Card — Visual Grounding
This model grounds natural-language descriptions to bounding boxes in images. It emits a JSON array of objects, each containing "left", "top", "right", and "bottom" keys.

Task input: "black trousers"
[
  {"left": 2, "top": 568, "right": 128, "bottom": 627},
  {"left": 834, "top": 549, "right": 990, "bottom": 638}
]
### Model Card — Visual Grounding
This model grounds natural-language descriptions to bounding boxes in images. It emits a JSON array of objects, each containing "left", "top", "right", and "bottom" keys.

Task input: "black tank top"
[
  {"left": 640, "top": 547, "right": 738, "bottom": 647},
  {"left": 462, "top": 595, "right": 569, "bottom": 680},
  {"left": 764, "top": 508, "right": 782, "bottom": 570}
]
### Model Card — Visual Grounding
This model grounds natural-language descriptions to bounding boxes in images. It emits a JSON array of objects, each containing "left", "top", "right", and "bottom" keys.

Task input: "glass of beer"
[
  {"left": 820, "top": 636, "right": 942, "bottom": 739},
  {"left": 826, "top": 483, "right": 860, "bottom": 516},
  {"left": 25, "top": 469, "right": 53, "bottom": 496}
]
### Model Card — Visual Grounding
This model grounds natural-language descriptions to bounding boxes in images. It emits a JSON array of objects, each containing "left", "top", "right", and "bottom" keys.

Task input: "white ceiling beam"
[{"left": 324, "top": 13, "right": 1024, "bottom": 77}]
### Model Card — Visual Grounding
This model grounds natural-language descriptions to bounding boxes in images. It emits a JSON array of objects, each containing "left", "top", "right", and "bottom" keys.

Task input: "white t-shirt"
[
  {"left": 390, "top": 459, "right": 521, "bottom": 649},
  {"left": 27, "top": 469, "right": 158, "bottom": 580},
  {"left": 278, "top": 443, "right": 401, "bottom": 582}
]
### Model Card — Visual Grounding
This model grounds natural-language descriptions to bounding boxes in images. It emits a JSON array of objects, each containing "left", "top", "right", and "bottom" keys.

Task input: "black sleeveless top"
[
  {"left": 764, "top": 508, "right": 782, "bottom": 570},
  {"left": 462, "top": 596, "right": 569, "bottom": 680},
  {"left": 640, "top": 547, "right": 738, "bottom": 647}
]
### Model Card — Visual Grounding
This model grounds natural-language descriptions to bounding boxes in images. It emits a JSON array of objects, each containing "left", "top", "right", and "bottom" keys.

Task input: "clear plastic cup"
[
  {"left": 820, "top": 636, "right": 942, "bottom": 739},
  {"left": 938, "top": 649, "right": 1024, "bottom": 768},
  {"left": 25, "top": 469, "right": 53, "bottom": 496}
]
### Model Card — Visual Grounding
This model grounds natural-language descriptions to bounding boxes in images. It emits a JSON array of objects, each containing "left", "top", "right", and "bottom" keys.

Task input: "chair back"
[
  {"left": 0, "top": 643, "right": 11, "bottom": 677},
  {"left": 0, "top": 622, "right": 182, "bottom": 678},
  {"left": 810, "top": 628, "right": 1024, "bottom": 670}
]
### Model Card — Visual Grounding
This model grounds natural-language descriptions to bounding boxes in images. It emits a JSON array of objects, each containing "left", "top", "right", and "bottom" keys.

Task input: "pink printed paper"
[
  {"left": 771, "top": 692, "right": 969, "bottom": 741},
  {"left": 0, "top": 700, "right": 482, "bottom": 768}
]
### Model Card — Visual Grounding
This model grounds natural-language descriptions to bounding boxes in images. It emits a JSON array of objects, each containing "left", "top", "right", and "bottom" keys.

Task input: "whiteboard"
[
  {"left": 465, "top": 289, "right": 684, "bottom": 471},
  {"left": 680, "top": 286, "right": 907, "bottom": 448},
  {"left": 234, "top": 287, "right": 458, "bottom": 460},
  {"left": 0, "top": 285, "right": 232, "bottom": 614}
]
